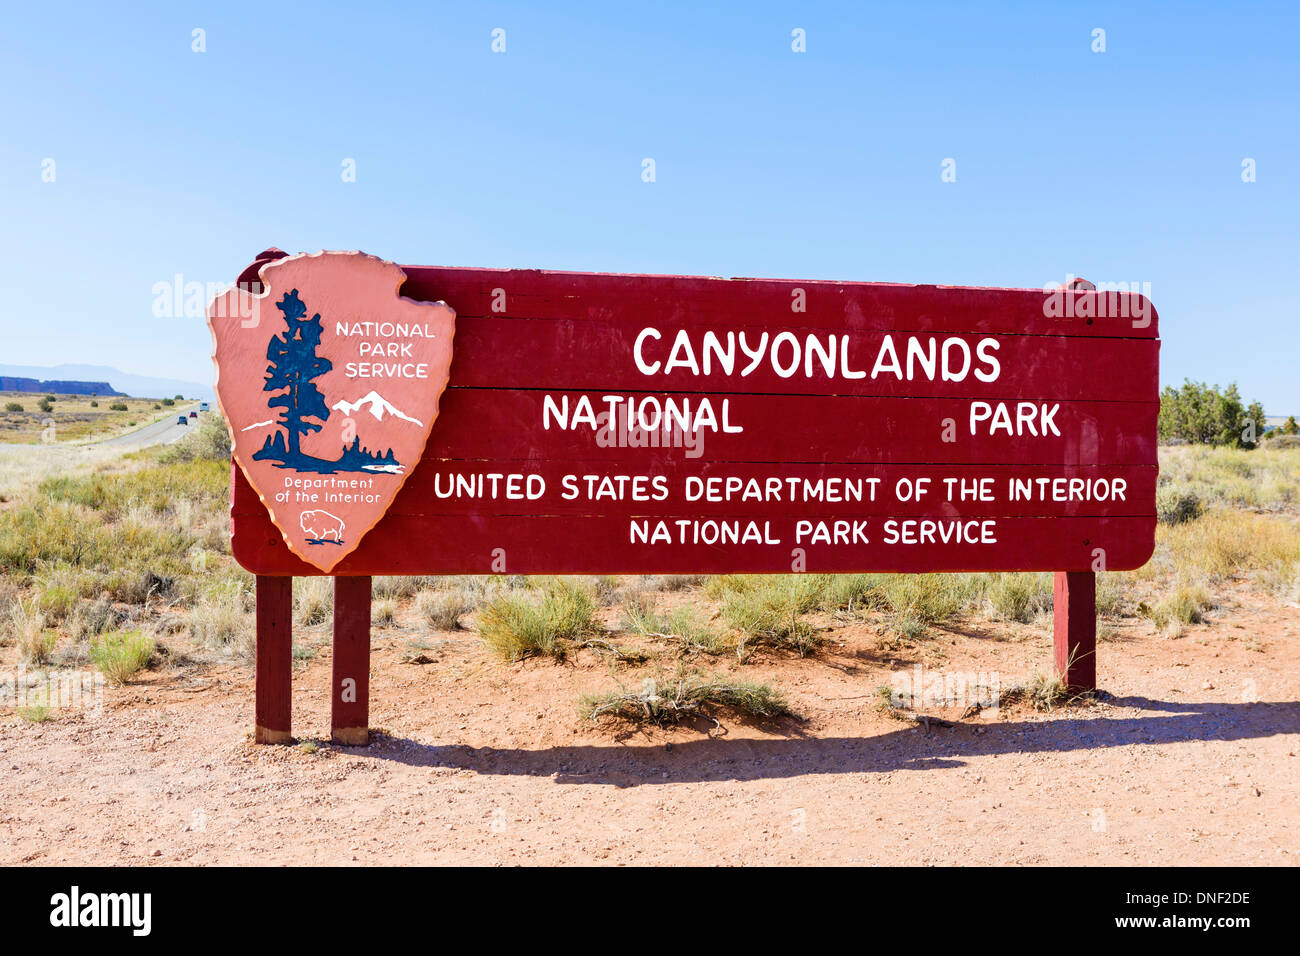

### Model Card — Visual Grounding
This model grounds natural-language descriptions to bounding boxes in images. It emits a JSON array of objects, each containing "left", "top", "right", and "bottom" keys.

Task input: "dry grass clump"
[
  {"left": 998, "top": 671, "right": 1073, "bottom": 712},
  {"left": 874, "top": 574, "right": 977, "bottom": 640},
  {"left": 373, "top": 576, "right": 440, "bottom": 600},
  {"left": 578, "top": 671, "right": 793, "bottom": 727},
  {"left": 189, "top": 579, "right": 253, "bottom": 656},
  {"left": 718, "top": 575, "right": 825, "bottom": 658},
  {"left": 478, "top": 578, "right": 599, "bottom": 661},
  {"left": 1158, "top": 445, "right": 1300, "bottom": 511},
  {"left": 66, "top": 596, "right": 123, "bottom": 642},
  {"left": 371, "top": 597, "right": 397, "bottom": 626},
  {"left": 89, "top": 629, "right": 155, "bottom": 683},
  {"left": 1144, "top": 582, "right": 1212, "bottom": 634},
  {"left": 6, "top": 599, "right": 56, "bottom": 665},
  {"left": 620, "top": 592, "right": 730, "bottom": 655},
  {"left": 982, "top": 572, "right": 1054, "bottom": 624},
  {"left": 294, "top": 577, "right": 332, "bottom": 626},
  {"left": 416, "top": 588, "right": 472, "bottom": 631}
]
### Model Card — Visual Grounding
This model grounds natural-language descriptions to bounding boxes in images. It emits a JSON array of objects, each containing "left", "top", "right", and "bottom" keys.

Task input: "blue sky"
[{"left": 1, "top": 1, "right": 1295, "bottom": 411}]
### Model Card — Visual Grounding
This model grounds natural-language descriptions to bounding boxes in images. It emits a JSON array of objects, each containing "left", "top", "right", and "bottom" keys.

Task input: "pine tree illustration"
[{"left": 263, "top": 289, "right": 332, "bottom": 461}]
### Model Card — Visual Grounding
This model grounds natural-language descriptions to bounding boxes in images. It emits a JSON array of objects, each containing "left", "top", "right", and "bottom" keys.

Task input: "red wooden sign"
[{"left": 225, "top": 253, "right": 1159, "bottom": 578}]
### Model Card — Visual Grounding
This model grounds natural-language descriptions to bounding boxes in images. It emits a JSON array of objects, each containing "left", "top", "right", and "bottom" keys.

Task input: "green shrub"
[
  {"left": 4, "top": 402, "right": 22, "bottom": 412},
  {"left": 90, "top": 629, "right": 155, "bottom": 683},
  {"left": 161, "top": 397, "right": 175, "bottom": 407},
  {"left": 984, "top": 572, "right": 1053, "bottom": 623},
  {"left": 158, "top": 414, "right": 231, "bottom": 463},
  {"left": 109, "top": 402, "right": 128, "bottom": 412},
  {"left": 478, "top": 578, "right": 598, "bottom": 661},
  {"left": 720, "top": 575, "right": 824, "bottom": 657},
  {"left": 621, "top": 595, "right": 730, "bottom": 655}
]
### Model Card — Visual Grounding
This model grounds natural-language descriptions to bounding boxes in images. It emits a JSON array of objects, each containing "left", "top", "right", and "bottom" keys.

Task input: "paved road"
[{"left": 98, "top": 403, "right": 203, "bottom": 449}]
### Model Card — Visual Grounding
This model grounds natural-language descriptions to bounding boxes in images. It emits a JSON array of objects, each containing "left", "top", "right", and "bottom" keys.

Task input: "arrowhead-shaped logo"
[{"left": 208, "top": 251, "right": 454, "bottom": 572}]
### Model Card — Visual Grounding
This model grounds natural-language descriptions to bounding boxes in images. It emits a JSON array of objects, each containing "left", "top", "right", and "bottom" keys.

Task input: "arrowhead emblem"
[{"left": 208, "top": 251, "right": 454, "bottom": 572}]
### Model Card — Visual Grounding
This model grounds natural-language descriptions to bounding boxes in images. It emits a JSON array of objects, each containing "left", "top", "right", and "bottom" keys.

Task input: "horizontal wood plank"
[
  {"left": 445, "top": 319, "right": 1158, "bottom": 401},
  {"left": 420, "top": 390, "right": 1156, "bottom": 465},
  {"left": 399, "top": 267, "right": 1159, "bottom": 338},
  {"left": 232, "top": 507, "right": 1155, "bottom": 575},
  {"left": 233, "top": 462, "right": 1157, "bottom": 518}
]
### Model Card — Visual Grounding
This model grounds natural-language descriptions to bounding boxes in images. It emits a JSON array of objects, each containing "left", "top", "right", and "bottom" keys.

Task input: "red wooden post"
[
  {"left": 331, "top": 576, "right": 372, "bottom": 746},
  {"left": 254, "top": 575, "right": 293, "bottom": 744},
  {"left": 1054, "top": 571, "right": 1097, "bottom": 693}
]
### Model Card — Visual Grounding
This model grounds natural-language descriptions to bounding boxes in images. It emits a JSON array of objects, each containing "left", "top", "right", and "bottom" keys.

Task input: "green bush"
[
  {"left": 37, "top": 398, "right": 52, "bottom": 413},
  {"left": 90, "top": 629, "right": 155, "bottom": 683},
  {"left": 478, "top": 578, "right": 598, "bottom": 661},
  {"left": 4, "top": 402, "right": 23, "bottom": 412},
  {"left": 1158, "top": 380, "right": 1266, "bottom": 448},
  {"left": 161, "top": 397, "right": 175, "bottom": 406},
  {"left": 109, "top": 402, "right": 128, "bottom": 412}
]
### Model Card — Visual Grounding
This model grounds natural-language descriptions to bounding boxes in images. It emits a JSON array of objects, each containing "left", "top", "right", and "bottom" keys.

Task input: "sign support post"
[
  {"left": 253, "top": 575, "right": 293, "bottom": 744},
  {"left": 331, "top": 576, "right": 372, "bottom": 746},
  {"left": 1053, "top": 571, "right": 1097, "bottom": 693}
]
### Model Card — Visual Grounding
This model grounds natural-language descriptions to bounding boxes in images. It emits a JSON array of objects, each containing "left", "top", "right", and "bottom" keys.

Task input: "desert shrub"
[
  {"left": 621, "top": 595, "right": 730, "bottom": 655},
  {"left": 67, "top": 596, "right": 121, "bottom": 642},
  {"left": 372, "top": 598, "right": 397, "bottom": 626},
  {"left": 294, "top": 577, "right": 332, "bottom": 626},
  {"left": 90, "top": 629, "right": 155, "bottom": 683},
  {"left": 592, "top": 575, "right": 620, "bottom": 605},
  {"left": 720, "top": 575, "right": 824, "bottom": 657},
  {"left": 158, "top": 414, "right": 231, "bottom": 464},
  {"left": 5, "top": 599, "right": 55, "bottom": 664},
  {"left": 652, "top": 574, "right": 705, "bottom": 592},
  {"left": 816, "top": 573, "right": 889, "bottom": 611},
  {"left": 1146, "top": 583, "right": 1211, "bottom": 634},
  {"left": 161, "top": 397, "right": 175, "bottom": 407},
  {"left": 416, "top": 588, "right": 471, "bottom": 630},
  {"left": 109, "top": 403, "right": 128, "bottom": 412},
  {"left": 984, "top": 572, "right": 1053, "bottom": 623},
  {"left": 1157, "top": 510, "right": 1300, "bottom": 584},
  {"left": 478, "top": 578, "right": 598, "bottom": 661},
  {"left": 579, "top": 672, "right": 793, "bottom": 726},
  {"left": 89, "top": 400, "right": 98, "bottom": 408},
  {"left": 373, "top": 575, "right": 439, "bottom": 600},
  {"left": 876, "top": 574, "right": 976, "bottom": 638},
  {"left": 189, "top": 580, "right": 252, "bottom": 651},
  {"left": 4, "top": 402, "right": 22, "bottom": 412},
  {"left": 37, "top": 398, "right": 52, "bottom": 413},
  {"left": 1156, "top": 485, "right": 1204, "bottom": 525}
]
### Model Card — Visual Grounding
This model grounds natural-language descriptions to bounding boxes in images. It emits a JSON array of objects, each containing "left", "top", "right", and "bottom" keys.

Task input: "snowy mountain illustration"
[{"left": 331, "top": 390, "right": 425, "bottom": 428}]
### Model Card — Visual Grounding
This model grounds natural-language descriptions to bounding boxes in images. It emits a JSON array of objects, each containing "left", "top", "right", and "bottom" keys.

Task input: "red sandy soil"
[{"left": 2, "top": 585, "right": 1296, "bottom": 866}]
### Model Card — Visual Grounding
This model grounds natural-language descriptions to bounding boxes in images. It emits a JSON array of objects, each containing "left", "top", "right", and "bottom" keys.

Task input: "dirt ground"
[{"left": 2, "top": 584, "right": 1296, "bottom": 866}]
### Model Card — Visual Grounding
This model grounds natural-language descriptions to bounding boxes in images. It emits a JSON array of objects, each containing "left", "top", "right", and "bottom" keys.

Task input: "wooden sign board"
[{"left": 224, "top": 254, "right": 1159, "bottom": 577}]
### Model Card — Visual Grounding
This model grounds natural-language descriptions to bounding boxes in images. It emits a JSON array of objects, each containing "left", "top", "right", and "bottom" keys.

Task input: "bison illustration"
[{"left": 300, "top": 509, "right": 345, "bottom": 543}]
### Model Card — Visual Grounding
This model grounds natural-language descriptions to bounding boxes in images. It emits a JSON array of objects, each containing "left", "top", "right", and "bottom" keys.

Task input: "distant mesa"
[{"left": 0, "top": 376, "right": 123, "bottom": 396}]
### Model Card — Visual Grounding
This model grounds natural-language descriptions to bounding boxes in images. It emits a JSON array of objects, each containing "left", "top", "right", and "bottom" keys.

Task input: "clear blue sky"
[{"left": 1, "top": 1, "right": 1295, "bottom": 412}]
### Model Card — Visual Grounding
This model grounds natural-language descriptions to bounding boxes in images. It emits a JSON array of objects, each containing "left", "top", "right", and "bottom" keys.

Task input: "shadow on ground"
[{"left": 345, "top": 697, "right": 1300, "bottom": 787}]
